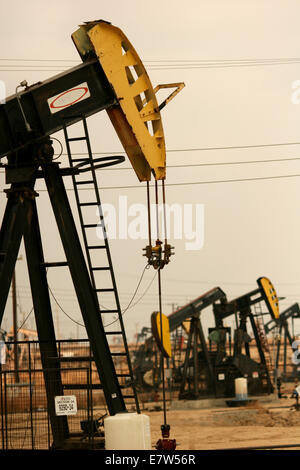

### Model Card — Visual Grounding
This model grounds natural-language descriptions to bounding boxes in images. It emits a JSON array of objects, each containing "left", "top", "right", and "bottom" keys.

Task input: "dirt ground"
[
  {"left": 142, "top": 397, "right": 300, "bottom": 450},
  {"left": 3, "top": 394, "right": 300, "bottom": 450}
]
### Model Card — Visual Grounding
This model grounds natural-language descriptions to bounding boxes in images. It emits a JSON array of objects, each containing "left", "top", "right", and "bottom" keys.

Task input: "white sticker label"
[
  {"left": 218, "top": 373, "right": 225, "bottom": 381},
  {"left": 252, "top": 371, "right": 259, "bottom": 378},
  {"left": 47, "top": 82, "right": 90, "bottom": 114},
  {"left": 0, "top": 341, "right": 6, "bottom": 364},
  {"left": 55, "top": 395, "right": 77, "bottom": 416}
]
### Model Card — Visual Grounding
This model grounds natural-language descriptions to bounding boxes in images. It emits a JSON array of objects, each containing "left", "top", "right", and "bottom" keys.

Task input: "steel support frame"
[
  {"left": 179, "top": 315, "right": 216, "bottom": 399},
  {"left": 0, "top": 182, "right": 69, "bottom": 447},
  {"left": 0, "top": 160, "right": 126, "bottom": 446},
  {"left": 42, "top": 162, "right": 125, "bottom": 415},
  {"left": 248, "top": 311, "right": 273, "bottom": 393},
  {"left": 276, "top": 321, "right": 294, "bottom": 378}
]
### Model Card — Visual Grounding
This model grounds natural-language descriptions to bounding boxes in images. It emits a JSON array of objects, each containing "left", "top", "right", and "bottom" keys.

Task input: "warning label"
[
  {"left": 47, "top": 82, "right": 90, "bottom": 114},
  {"left": 55, "top": 395, "right": 77, "bottom": 416}
]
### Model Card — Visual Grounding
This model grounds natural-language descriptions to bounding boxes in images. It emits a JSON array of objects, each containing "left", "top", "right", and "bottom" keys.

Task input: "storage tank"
[
  {"left": 235, "top": 377, "right": 248, "bottom": 400},
  {"left": 104, "top": 412, "right": 151, "bottom": 450}
]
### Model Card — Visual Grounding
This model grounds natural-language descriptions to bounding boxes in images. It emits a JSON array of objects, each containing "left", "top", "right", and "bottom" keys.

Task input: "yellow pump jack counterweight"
[{"left": 72, "top": 20, "right": 183, "bottom": 272}]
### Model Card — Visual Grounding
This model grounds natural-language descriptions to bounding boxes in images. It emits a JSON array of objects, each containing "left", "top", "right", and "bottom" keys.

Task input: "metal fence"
[{"left": 0, "top": 339, "right": 132, "bottom": 450}]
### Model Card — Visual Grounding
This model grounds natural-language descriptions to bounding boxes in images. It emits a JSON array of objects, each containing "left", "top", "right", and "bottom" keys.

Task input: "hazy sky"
[{"left": 1, "top": 0, "right": 300, "bottom": 342}]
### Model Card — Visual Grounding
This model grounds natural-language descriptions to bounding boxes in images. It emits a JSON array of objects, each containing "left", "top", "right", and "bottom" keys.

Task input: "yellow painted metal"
[
  {"left": 257, "top": 276, "right": 280, "bottom": 320},
  {"left": 153, "top": 83, "right": 185, "bottom": 110},
  {"left": 151, "top": 312, "right": 172, "bottom": 358},
  {"left": 72, "top": 21, "right": 178, "bottom": 181},
  {"left": 182, "top": 320, "right": 191, "bottom": 334}
]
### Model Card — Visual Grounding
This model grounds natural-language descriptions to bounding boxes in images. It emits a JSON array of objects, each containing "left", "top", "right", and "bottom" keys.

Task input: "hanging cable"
[
  {"left": 162, "top": 180, "right": 168, "bottom": 246},
  {"left": 142, "top": 178, "right": 176, "bottom": 450},
  {"left": 48, "top": 285, "right": 85, "bottom": 328},
  {"left": 143, "top": 180, "right": 174, "bottom": 269},
  {"left": 146, "top": 181, "right": 152, "bottom": 248},
  {"left": 155, "top": 180, "right": 160, "bottom": 241},
  {"left": 158, "top": 269, "right": 167, "bottom": 426},
  {"left": 17, "top": 307, "right": 34, "bottom": 333},
  {"left": 103, "top": 263, "right": 151, "bottom": 328}
]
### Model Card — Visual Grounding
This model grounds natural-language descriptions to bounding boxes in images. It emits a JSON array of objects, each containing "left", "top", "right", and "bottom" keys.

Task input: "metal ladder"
[
  {"left": 253, "top": 304, "right": 274, "bottom": 388},
  {"left": 62, "top": 115, "right": 139, "bottom": 411}
]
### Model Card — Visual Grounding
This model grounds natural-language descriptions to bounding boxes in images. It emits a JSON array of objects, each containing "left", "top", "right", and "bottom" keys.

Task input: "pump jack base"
[
  {"left": 156, "top": 438, "right": 177, "bottom": 451},
  {"left": 226, "top": 399, "right": 257, "bottom": 408}
]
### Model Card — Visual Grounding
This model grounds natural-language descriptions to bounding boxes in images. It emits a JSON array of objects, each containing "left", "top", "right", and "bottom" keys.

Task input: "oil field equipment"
[
  {"left": 211, "top": 276, "right": 280, "bottom": 398},
  {"left": 264, "top": 303, "right": 300, "bottom": 382},
  {"left": 132, "top": 287, "right": 227, "bottom": 398},
  {"left": 0, "top": 20, "right": 184, "bottom": 449},
  {"left": 134, "top": 278, "right": 281, "bottom": 401}
]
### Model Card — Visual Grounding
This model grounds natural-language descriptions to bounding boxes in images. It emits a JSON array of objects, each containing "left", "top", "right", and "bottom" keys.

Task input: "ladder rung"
[
  {"left": 122, "top": 395, "right": 135, "bottom": 399},
  {"left": 48, "top": 356, "right": 93, "bottom": 362},
  {"left": 63, "top": 384, "right": 102, "bottom": 390},
  {"left": 74, "top": 180, "right": 94, "bottom": 185},
  {"left": 117, "top": 374, "right": 131, "bottom": 378},
  {"left": 111, "top": 352, "right": 127, "bottom": 356},
  {"left": 42, "top": 261, "right": 68, "bottom": 267},
  {"left": 79, "top": 202, "right": 98, "bottom": 207},
  {"left": 87, "top": 245, "right": 106, "bottom": 250},
  {"left": 95, "top": 288, "right": 114, "bottom": 292},
  {"left": 67, "top": 137, "right": 87, "bottom": 142},
  {"left": 105, "top": 331, "right": 123, "bottom": 335},
  {"left": 83, "top": 224, "right": 99, "bottom": 228},
  {"left": 92, "top": 267, "right": 110, "bottom": 271},
  {"left": 62, "top": 114, "right": 85, "bottom": 121},
  {"left": 100, "top": 309, "right": 119, "bottom": 314}
]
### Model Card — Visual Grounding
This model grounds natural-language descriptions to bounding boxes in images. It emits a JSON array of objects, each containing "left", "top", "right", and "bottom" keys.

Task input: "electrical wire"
[
  {"left": 1, "top": 155, "right": 300, "bottom": 178},
  {"left": 103, "top": 263, "right": 151, "bottom": 328},
  {"left": 2, "top": 57, "right": 300, "bottom": 62},
  {"left": 165, "top": 142, "right": 300, "bottom": 153},
  {"left": 32, "top": 172, "right": 300, "bottom": 192},
  {"left": 42, "top": 263, "right": 154, "bottom": 330},
  {"left": 145, "top": 57, "right": 300, "bottom": 63},
  {"left": 3, "top": 143, "right": 300, "bottom": 177},
  {"left": 119, "top": 270, "right": 158, "bottom": 312},
  {"left": 48, "top": 284, "right": 85, "bottom": 328},
  {"left": 147, "top": 61, "right": 300, "bottom": 71},
  {"left": 54, "top": 155, "right": 300, "bottom": 171},
  {"left": 51, "top": 141, "right": 300, "bottom": 159},
  {"left": 3, "top": 141, "right": 300, "bottom": 162},
  {"left": 2, "top": 57, "right": 300, "bottom": 63},
  {"left": 2, "top": 57, "right": 300, "bottom": 72},
  {"left": 17, "top": 307, "right": 34, "bottom": 333}
]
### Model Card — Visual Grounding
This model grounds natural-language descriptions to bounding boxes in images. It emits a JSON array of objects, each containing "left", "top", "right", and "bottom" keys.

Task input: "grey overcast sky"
[{"left": 1, "top": 0, "right": 300, "bottom": 341}]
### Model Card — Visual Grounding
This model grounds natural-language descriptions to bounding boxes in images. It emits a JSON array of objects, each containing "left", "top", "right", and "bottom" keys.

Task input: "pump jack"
[
  {"left": 0, "top": 20, "right": 184, "bottom": 448},
  {"left": 212, "top": 277, "right": 280, "bottom": 397},
  {"left": 133, "top": 287, "right": 227, "bottom": 398},
  {"left": 264, "top": 303, "right": 300, "bottom": 381},
  {"left": 134, "top": 278, "right": 281, "bottom": 400}
]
